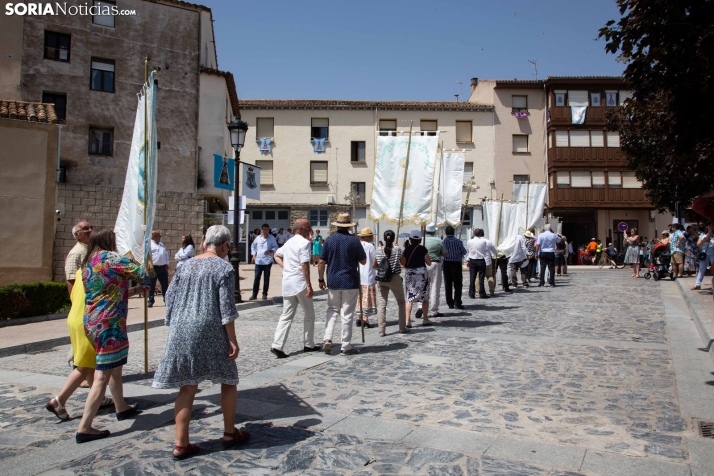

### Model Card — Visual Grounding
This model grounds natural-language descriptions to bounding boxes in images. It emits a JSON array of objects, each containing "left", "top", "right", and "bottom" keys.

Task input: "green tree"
[{"left": 599, "top": 0, "right": 714, "bottom": 212}]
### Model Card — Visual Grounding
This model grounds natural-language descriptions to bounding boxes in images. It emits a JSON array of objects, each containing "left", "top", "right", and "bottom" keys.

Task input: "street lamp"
[{"left": 227, "top": 115, "right": 248, "bottom": 303}]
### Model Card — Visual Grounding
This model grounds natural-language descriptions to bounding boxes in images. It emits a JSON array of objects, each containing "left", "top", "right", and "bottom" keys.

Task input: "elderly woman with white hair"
[{"left": 152, "top": 225, "right": 249, "bottom": 460}]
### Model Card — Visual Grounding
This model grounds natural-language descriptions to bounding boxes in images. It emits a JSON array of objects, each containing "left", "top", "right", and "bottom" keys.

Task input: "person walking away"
[
  {"left": 402, "top": 230, "right": 433, "bottom": 327},
  {"left": 623, "top": 228, "right": 642, "bottom": 277},
  {"left": 606, "top": 243, "right": 618, "bottom": 268},
  {"left": 684, "top": 226, "right": 699, "bottom": 276},
  {"left": 693, "top": 224, "right": 714, "bottom": 290},
  {"left": 563, "top": 237, "right": 570, "bottom": 274},
  {"left": 148, "top": 230, "right": 170, "bottom": 308},
  {"left": 466, "top": 228, "right": 498, "bottom": 298},
  {"left": 318, "top": 213, "right": 366, "bottom": 355},
  {"left": 270, "top": 219, "right": 321, "bottom": 358},
  {"left": 442, "top": 225, "right": 468, "bottom": 308},
  {"left": 76, "top": 229, "right": 147, "bottom": 443},
  {"left": 276, "top": 228, "right": 287, "bottom": 248},
  {"left": 175, "top": 234, "right": 195, "bottom": 270},
  {"left": 536, "top": 224, "right": 561, "bottom": 287},
  {"left": 495, "top": 252, "right": 512, "bottom": 293},
  {"left": 373, "top": 230, "right": 408, "bottom": 336},
  {"left": 356, "top": 228, "right": 377, "bottom": 328},
  {"left": 555, "top": 235, "right": 566, "bottom": 276},
  {"left": 65, "top": 221, "right": 93, "bottom": 295},
  {"left": 416, "top": 224, "right": 447, "bottom": 319},
  {"left": 508, "top": 233, "right": 529, "bottom": 288},
  {"left": 524, "top": 230, "right": 537, "bottom": 281},
  {"left": 311, "top": 229, "right": 324, "bottom": 267},
  {"left": 152, "top": 225, "right": 249, "bottom": 459},
  {"left": 586, "top": 238, "right": 598, "bottom": 264},
  {"left": 250, "top": 223, "right": 278, "bottom": 300}
]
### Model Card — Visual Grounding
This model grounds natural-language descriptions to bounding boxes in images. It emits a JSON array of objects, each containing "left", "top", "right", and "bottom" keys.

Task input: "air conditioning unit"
[{"left": 327, "top": 195, "right": 335, "bottom": 204}]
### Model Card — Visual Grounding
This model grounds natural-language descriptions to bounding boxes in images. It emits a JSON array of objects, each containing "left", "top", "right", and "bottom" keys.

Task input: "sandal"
[
  {"left": 45, "top": 396, "right": 70, "bottom": 421},
  {"left": 422, "top": 321, "right": 434, "bottom": 326},
  {"left": 99, "top": 397, "right": 114, "bottom": 409},
  {"left": 222, "top": 428, "right": 250, "bottom": 447},
  {"left": 173, "top": 443, "right": 200, "bottom": 460}
]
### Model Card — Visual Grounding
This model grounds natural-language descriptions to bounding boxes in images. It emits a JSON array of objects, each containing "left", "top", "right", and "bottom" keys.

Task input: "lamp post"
[{"left": 228, "top": 115, "right": 248, "bottom": 303}]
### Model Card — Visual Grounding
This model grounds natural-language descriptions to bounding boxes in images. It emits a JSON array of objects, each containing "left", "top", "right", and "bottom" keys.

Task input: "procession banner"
[
  {"left": 512, "top": 182, "right": 547, "bottom": 231},
  {"left": 482, "top": 200, "right": 520, "bottom": 257},
  {"left": 115, "top": 71, "right": 158, "bottom": 267},
  {"left": 434, "top": 150, "right": 465, "bottom": 226},
  {"left": 242, "top": 162, "right": 260, "bottom": 200},
  {"left": 214, "top": 154, "right": 235, "bottom": 191},
  {"left": 370, "top": 134, "right": 439, "bottom": 225}
]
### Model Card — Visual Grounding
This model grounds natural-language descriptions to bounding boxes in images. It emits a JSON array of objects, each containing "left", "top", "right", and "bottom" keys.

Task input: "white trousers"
[
  {"left": 272, "top": 287, "right": 316, "bottom": 351},
  {"left": 323, "top": 288, "right": 358, "bottom": 351},
  {"left": 426, "top": 262, "right": 442, "bottom": 316}
]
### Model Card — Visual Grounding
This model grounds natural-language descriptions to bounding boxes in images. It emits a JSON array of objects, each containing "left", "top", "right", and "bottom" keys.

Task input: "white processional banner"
[
  {"left": 115, "top": 72, "right": 158, "bottom": 267},
  {"left": 370, "top": 134, "right": 439, "bottom": 225},
  {"left": 430, "top": 150, "right": 465, "bottom": 227},
  {"left": 512, "top": 182, "right": 547, "bottom": 232},
  {"left": 242, "top": 163, "right": 260, "bottom": 200},
  {"left": 482, "top": 200, "right": 522, "bottom": 257}
]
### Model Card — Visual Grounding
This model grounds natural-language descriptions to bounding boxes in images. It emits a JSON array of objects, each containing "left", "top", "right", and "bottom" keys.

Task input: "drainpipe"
[{"left": 55, "top": 124, "right": 62, "bottom": 182}]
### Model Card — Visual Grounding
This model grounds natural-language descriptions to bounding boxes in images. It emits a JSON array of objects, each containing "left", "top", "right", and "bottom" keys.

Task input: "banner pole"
[
  {"left": 395, "top": 121, "right": 414, "bottom": 241},
  {"left": 524, "top": 181, "right": 530, "bottom": 232},
  {"left": 433, "top": 143, "right": 443, "bottom": 227},
  {"left": 143, "top": 57, "right": 149, "bottom": 375},
  {"left": 458, "top": 174, "right": 475, "bottom": 241}
]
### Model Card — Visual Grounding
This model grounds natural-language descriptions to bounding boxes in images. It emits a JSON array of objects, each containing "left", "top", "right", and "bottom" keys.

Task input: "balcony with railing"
[
  {"left": 548, "top": 106, "right": 619, "bottom": 127},
  {"left": 548, "top": 146, "right": 628, "bottom": 168},
  {"left": 549, "top": 186, "right": 651, "bottom": 209}
]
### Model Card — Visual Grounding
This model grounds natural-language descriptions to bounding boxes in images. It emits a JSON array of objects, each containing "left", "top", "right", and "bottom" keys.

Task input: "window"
[
  {"left": 513, "top": 174, "right": 530, "bottom": 182},
  {"left": 463, "top": 161, "right": 474, "bottom": 179},
  {"left": 455, "top": 120, "right": 472, "bottom": 142},
  {"left": 355, "top": 207, "right": 368, "bottom": 220},
  {"left": 590, "top": 91, "right": 602, "bottom": 107},
  {"left": 592, "top": 171, "right": 605, "bottom": 187},
  {"left": 351, "top": 141, "right": 365, "bottom": 162},
  {"left": 554, "top": 91, "right": 567, "bottom": 107},
  {"left": 420, "top": 119, "right": 437, "bottom": 136},
  {"left": 606, "top": 131, "right": 620, "bottom": 148},
  {"left": 556, "top": 171, "right": 570, "bottom": 188},
  {"left": 555, "top": 130, "right": 569, "bottom": 147},
  {"left": 512, "top": 95, "right": 528, "bottom": 111},
  {"left": 619, "top": 90, "right": 632, "bottom": 106},
  {"left": 93, "top": 1, "right": 116, "bottom": 27},
  {"left": 622, "top": 171, "right": 640, "bottom": 188},
  {"left": 89, "top": 128, "right": 113, "bottom": 156},
  {"left": 310, "top": 161, "right": 328, "bottom": 184},
  {"left": 265, "top": 210, "right": 276, "bottom": 220},
  {"left": 590, "top": 131, "right": 604, "bottom": 147},
  {"left": 90, "top": 58, "right": 115, "bottom": 92},
  {"left": 309, "top": 209, "right": 329, "bottom": 227},
  {"left": 571, "top": 171, "right": 591, "bottom": 188},
  {"left": 311, "top": 118, "right": 329, "bottom": 139},
  {"left": 567, "top": 90, "right": 588, "bottom": 107},
  {"left": 379, "top": 119, "right": 397, "bottom": 136},
  {"left": 569, "top": 130, "right": 590, "bottom": 147},
  {"left": 278, "top": 210, "right": 289, "bottom": 220},
  {"left": 41, "top": 92, "right": 67, "bottom": 120},
  {"left": 548, "top": 132, "right": 553, "bottom": 149},
  {"left": 351, "top": 182, "right": 366, "bottom": 203},
  {"left": 44, "top": 31, "right": 71, "bottom": 62},
  {"left": 256, "top": 160, "right": 273, "bottom": 185},
  {"left": 256, "top": 117, "right": 274, "bottom": 138},
  {"left": 605, "top": 91, "right": 618, "bottom": 107},
  {"left": 608, "top": 171, "right": 622, "bottom": 187},
  {"left": 549, "top": 173, "right": 554, "bottom": 189},
  {"left": 252, "top": 210, "right": 263, "bottom": 220},
  {"left": 512, "top": 135, "right": 528, "bottom": 153}
]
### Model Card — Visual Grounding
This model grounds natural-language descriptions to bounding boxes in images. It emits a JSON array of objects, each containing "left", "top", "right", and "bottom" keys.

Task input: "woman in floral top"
[{"left": 75, "top": 229, "right": 148, "bottom": 443}]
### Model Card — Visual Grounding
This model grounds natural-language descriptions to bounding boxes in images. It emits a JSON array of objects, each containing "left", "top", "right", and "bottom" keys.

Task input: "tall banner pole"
[
  {"left": 143, "top": 57, "right": 149, "bottom": 375},
  {"left": 458, "top": 175, "right": 475, "bottom": 241},
  {"left": 433, "top": 143, "right": 443, "bottom": 228},
  {"left": 494, "top": 193, "right": 505, "bottom": 281},
  {"left": 524, "top": 181, "right": 530, "bottom": 232},
  {"left": 395, "top": 121, "right": 414, "bottom": 240}
]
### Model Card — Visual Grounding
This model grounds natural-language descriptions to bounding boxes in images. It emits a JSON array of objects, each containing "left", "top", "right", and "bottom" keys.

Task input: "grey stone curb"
[
  {"left": 0, "top": 313, "right": 69, "bottom": 328},
  {"left": 676, "top": 278, "right": 714, "bottom": 362}
]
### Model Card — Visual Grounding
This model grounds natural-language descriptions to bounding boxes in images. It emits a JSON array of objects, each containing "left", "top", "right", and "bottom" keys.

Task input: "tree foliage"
[{"left": 599, "top": 0, "right": 714, "bottom": 212}]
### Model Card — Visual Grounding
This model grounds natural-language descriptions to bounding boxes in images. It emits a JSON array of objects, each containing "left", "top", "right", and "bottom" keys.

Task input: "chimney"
[{"left": 470, "top": 78, "right": 479, "bottom": 93}]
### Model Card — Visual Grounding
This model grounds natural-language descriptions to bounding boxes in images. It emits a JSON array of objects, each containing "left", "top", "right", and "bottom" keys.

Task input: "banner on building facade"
[
  {"left": 214, "top": 154, "right": 235, "bottom": 191},
  {"left": 242, "top": 162, "right": 260, "bottom": 200},
  {"left": 370, "top": 134, "right": 439, "bottom": 225},
  {"left": 430, "top": 150, "right": 465, "bottom": 226},
  {"left": 512, "top": 182, "right": 547, "bottom": 231},
  {"left": 115, "top": 71, "right": 158, "bottom": 267}
]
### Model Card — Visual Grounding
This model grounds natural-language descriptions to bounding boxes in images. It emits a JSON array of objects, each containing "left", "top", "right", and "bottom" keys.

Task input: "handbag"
[
  {"left": 375, "top": 253, "right": 393, "bottom": 282},
  {"left": 698, "top": 237, "right": 710, "bottom": 261}
]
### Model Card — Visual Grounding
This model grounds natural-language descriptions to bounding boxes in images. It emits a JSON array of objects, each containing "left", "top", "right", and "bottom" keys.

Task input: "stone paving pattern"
[{"left": 0, "top": 269, "right": 710, "bottom": 475}]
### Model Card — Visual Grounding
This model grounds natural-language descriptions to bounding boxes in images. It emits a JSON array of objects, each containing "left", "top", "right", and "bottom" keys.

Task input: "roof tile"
[
  {"left": 239, "top": 99, "right": 493, "bottom": 110},
  {"left": 0, "top": 100, "right": 59, "bottom": 123}
]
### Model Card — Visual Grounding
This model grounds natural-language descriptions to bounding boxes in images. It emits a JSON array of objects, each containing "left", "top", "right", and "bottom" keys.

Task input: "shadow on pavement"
[{"left": 433, "top": 319, "right": 505, "bottom": 329}]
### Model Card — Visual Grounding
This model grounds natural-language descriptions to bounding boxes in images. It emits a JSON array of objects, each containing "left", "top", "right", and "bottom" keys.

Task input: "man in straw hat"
[
  {"left": 318, "top": 213, "right": 367, "bottom": 356},
  {"left": 416, "top": 224, "right": 446, "bottom": 319},
  {"left": 356, "top": 227, "right": 377, "bottom": 328},
  {"left": 270, "top": 219, "right": 322, "bottom": 358}
]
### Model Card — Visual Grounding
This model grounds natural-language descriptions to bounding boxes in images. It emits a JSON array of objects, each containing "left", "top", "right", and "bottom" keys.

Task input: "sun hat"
[
  {"left": 410, "top": 229, "right": 422, "bottom": 240},
  {"left": 356, "top": 227, "right": 374, "bottom": 237},
  {"left": 524, "top": 230, "right": 534, "bottom": 238},
  {"left": 425, "top": 224, "right": 437, "bottom": 233},
  {"left": 331, "top": 212, "right": 356, "bottom": 227},
  {"left": 271, "top": 228, "right": 278, "bottom": 233}
]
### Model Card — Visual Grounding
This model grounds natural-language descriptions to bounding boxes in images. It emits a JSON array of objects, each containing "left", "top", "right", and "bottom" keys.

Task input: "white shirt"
[
  {"left": 359, "top": 241, "right": 376, "bottom": 285},
  {"left": 509, "top": 235, "right": 528, "bottom": 263},
  {"left": 175, "top": 244, "right": 194, "bottom": 269},
  {"left": 274, "top": 234, "right": 311, "bottom": 297},
  {"left": 276, "top": 232, "right": 287, "bottom": 245},
  {"left": 151, "top": 240, "right": 169, "bottom": 266},
  {"left": 466, "top": 237, "right": 498, "bottom": 265}
]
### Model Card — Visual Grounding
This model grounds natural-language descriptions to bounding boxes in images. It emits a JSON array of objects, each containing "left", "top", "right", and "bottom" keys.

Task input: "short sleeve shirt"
[
  {"left": 402, "top": 244, "right": 429, "bottom": 269},
  {"left": 274, "top": 235, "right": 311, "bottom": 296},
  {"left": 536, "top": 231, "right": 561, "bottom": 252},
  {"left": 375, "top": 246, "right": 402, "bottom": 275},
  {"left": 65, "top": 242, "right": 88, "bottom": 281},
  {"left": 424, "top": 236, "right": 444, "bottom": 262},
  {"left": 320, "top": 230, "right": 366, "bottom": 290},
  {"left": 670, "top": 230, "right": 686, "bottom": 254}
]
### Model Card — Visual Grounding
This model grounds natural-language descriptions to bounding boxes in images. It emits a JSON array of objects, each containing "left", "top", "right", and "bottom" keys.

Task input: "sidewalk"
[{"left": 676, "top": 274, "right": 714, "bottom": 362}]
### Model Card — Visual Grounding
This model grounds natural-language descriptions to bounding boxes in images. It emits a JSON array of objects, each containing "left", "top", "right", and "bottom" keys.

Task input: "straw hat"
[
  {"left": 356, "top": 227, "right": 374, "bottom": 237},
  {"left": 331, "top": 212, "right": 356, "bottom": 227},
  {"left": 524, "top": 230, "right": 534, "bottom": 238}
]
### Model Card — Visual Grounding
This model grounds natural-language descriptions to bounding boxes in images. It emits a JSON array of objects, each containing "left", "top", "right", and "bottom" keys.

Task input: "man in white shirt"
[
  {"left": 508, "top": 233, "right": 529, "bottom": 288},
  {"left": 148, "top": 230, "right": 170, "bottom": 308},
  {"left": 536, "top": 224, "right": 561, "bottom": 287},
  {"left": 270, "top": 219, "right": 320, "bottom": 358},
  {"left": 466, "top": 228, "right": 498, "bottom": 299},
  {"left": 276, "top": 228, "right": 287, "bottom": 247},
  {"left": 250, "top": 223, "right": 279, "bottom": 300}
]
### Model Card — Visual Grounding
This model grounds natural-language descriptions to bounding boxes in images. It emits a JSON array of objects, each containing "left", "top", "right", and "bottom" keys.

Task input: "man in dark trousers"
[
  {"left": 441, "top": 225, "right": 467, "bottom": 309},
  {"left": 148, "top": 230, "right": 170, "bottom": 308},
  {"left": 536, "top": 224, "right": 561, "bottom": 287}
]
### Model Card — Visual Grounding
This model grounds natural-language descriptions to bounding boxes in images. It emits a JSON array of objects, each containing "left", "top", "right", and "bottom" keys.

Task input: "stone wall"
[
  {"left": 54, "top": 183, "right": 204, "bottom": 281},
  {"left": 288, "top": 205, "right": 352, "bottom": 232}
]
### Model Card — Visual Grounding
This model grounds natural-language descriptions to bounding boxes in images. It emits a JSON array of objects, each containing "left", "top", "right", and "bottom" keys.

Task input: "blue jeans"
[
  {"left": 695, "top": 254, "right": 714, "bottom": 287},
  {"left": 252, "top": 264, "right": 272, "bottom": 297}
]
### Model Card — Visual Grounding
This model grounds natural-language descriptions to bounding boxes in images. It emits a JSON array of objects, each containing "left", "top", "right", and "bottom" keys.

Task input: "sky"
[{"left": 208, "top": 0, "right": 625, "bottom": 102}]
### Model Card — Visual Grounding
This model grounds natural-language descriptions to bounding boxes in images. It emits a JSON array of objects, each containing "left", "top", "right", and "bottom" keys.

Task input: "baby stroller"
[{"left": 644, "top": 243, "right": 674, "bottom": 280}]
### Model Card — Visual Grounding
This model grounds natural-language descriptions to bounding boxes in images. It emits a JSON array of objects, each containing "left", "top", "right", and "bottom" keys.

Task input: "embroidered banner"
[
  {"left": 259, "top": 138, "right": 272, "bottom": 153},
  {"left": 431, "top": 150, "right": 464, "bottom": 226},
  {"left": 313, "top": 138, "right": 325, "bottom": 153},
  {"left": 242, "top": 162, "right": 261, "bottom": 200},
  {"left": 512, "top": 182, "right": 547, "bottom": 232},
  {"left": 213, "top": 154, "right": 235, "bottom": 191}
]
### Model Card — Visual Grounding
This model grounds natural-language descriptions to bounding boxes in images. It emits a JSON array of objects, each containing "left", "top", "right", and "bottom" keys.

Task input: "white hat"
[
  {"left": 410, "top": 229, "right": 422, "bottom": 239},
  {"left": 271, "top": 228, "right": 278, "bottom": 233},
  {"left": 425, "top": 224, "right": 437, "bottom": 233}
]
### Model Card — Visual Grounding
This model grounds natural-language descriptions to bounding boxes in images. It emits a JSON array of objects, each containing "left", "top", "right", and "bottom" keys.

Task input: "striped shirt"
[
  {"left": 375, "top": 246, "right": 402, "bottom": 275},
  {"left": 443, "top": 236, "right": 467, "bottom": 262}
]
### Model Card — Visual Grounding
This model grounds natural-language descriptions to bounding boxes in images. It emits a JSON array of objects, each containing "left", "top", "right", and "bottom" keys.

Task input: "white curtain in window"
[
  {"left": 310, "top": 162, "right": 327, "bottom": 182},
  {"left": 569, "top": 131, "right": 590, "bottom": 147},
  {"left": 568, "top": 90, "right": 588, "bottom": 107},
  {"left": 622, "top": 171, "right": 640, "bottom": 188},
  {"left": 590, "top": 131, "right": 604, "bottom": 147},
  {"left": 607, "top": 131, "right": 620, "bottom": 147},
  {"left": 608, "top": 171, "right": 621, "bottom": 186},
  {"left": 556, "top": 171, "right": 570, "bottom": 186},
  {"left": 555, "top": 130, "right": 569, "bottom": 147},
  {"left": 570, "top": 171, "right": 591, "bottom": 188},
  {"left": 592, "top": 171, "right": 605, "bottom": 187}
]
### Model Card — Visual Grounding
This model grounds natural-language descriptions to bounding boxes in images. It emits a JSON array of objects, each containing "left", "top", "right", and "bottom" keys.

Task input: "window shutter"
[
  {"left": 555, "top": 130, "right": 569, "bottom": 147},
  {"left": 455, "top": 120, "right": 472, "bottom": 142},
  {"left": 256, "top": 118, "right": 274, "bottom": 138},
  {"left": 379, "top": 119, "right": 396, "bottom": 130},
  {"left": 567, "top": 90, "right": 588, "bottom": 107},
  {"left": 569, "top": 131, "right": 590, "bottom": 147},
  {"left": 463, "top": 161, "right": 473, "bottom": 178},
  {"left": 622, "top": 171, "right": 640, "bottom": 188},
  {"left": 607, "top": 131, "right": 620, "bottom": 147},
  {"left": 256, "top": 160, "right": 273, "bottom": 185},
  {"left": 312, "top": 118, "right": 328, "bottom": 128},
  {"left": 311, "top": 162, "right": 327, "bottom": 183},
  {"left": 512, "top": 135, "right": 528, "bottom": 153},
  {"left": 591, "top": 171, "right": 605, "bottom": 187},
  {"left": 548, "top": 132, "right": 553, "bottom": 149},
  {"left": 91, "top": 59, "right": 114, "bottom": 72},
  {"left": 590, "top": 131, "right": 604, "bottom": 147},
  {"left": 556, "top": 171, "right": 570, "bottom": 186},
  {"left": 608, "top": 171, "right": 621, "bottom": 186},
  {"left": 420, "top": 119, "right": 437, "bottom": 131},
  {"left": 570, "top": 171, "right": 591, "bottom": 187},
  {"left": 512, "top": 95, "right": 527, "bottom": 109}
]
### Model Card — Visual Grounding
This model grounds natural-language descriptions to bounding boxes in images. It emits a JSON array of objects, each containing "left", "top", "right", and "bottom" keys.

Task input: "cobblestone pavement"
[{"left": 0, "top": 269, "right": 713, "bottom": 475}]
